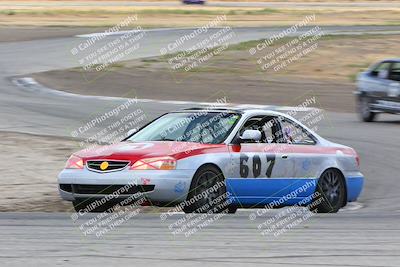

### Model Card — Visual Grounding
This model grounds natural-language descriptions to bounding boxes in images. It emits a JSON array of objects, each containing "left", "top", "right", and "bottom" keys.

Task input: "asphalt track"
[
  {"left": 0, "top": 212, "right": 399, "bottom": 266},
  {"left": 0, "top": 25, "right": 400, "bottom": 266}
]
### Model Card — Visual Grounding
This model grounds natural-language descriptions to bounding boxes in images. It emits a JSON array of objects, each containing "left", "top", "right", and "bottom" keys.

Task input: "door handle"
[{"left": 281, "top": 154, "right": 288, "bottom": 159}]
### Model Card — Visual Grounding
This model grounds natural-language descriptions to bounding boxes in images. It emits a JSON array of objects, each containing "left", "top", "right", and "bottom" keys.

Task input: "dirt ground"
[
  {"left": 0, "top": 131, "right": 172, "bottom": 212},
  {"left": 33, "top": 34, "right": 400, "bottom": 113},
  {"left": 0, "top": 132, "right": 77, "bottom": 211}
]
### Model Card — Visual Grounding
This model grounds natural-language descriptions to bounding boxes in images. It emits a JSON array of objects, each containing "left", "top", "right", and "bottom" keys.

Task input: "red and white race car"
[{"left": 58, "top": 108, "right": 364, "bottom": 214}]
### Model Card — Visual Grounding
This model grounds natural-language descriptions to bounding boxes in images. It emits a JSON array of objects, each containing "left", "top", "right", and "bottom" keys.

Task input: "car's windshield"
[{"left": 127, "top": 112, "right": 241, "bottom": 144}]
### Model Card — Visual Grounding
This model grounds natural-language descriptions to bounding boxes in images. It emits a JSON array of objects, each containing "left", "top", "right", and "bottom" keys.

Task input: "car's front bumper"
[{"left": 58, "top": 168, "right": 196, "bottom": 204}]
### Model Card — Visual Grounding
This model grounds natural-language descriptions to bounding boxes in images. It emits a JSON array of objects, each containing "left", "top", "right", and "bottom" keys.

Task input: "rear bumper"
[
  {"left": 58, "top": 168, "right": 196, "bottom": 203},
  {"left": 346, "top": 176, "right": 364, "bottom": 202}
]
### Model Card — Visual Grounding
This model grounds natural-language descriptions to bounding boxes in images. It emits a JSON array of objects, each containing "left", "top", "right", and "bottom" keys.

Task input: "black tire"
[
  {"left": 358, "top": 96, "right": 376, "bottom": 122},
  {"left": 183, "top": 165, "right": 235, "bottom": 214},
  {"left": 310, "top": 169, "right": 346, "bottom": 213},
  {"left": 73, "top": 198, "right": 116, "bottom": 213},
  {"left": 227, "top": 205, "right": 238, "bottom": 214}
]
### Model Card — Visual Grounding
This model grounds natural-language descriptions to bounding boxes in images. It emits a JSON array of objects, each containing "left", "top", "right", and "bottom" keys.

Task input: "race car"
[
  {"left": 356, "top": 59, "right": 400, "bottom": 122},
  {"left": 58, "top": 108, "right": 364, "bottom": 214},
  {"left": 182, "top": 0, "right": 206, "bottom": 4}
]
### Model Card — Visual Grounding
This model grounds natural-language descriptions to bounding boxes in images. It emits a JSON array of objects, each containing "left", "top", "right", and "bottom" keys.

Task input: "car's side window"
[
  {"left": 370, "top": 62, "right": 391, "bottom": 79},
  {"left": 238, "top": 115, "right": 284, "bottom": 144},
  {"left": 262, "top": 116, "right": 285, "bottom": 144},
  {"left": 280, "top": 119, "right": 316, "bottom": 145},
  {"left": 389, "top": 63, "right": 400, "bottom": 82}
]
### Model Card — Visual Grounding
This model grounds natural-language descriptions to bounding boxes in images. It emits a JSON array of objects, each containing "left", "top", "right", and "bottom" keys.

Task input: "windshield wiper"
[{"left": 154, "top": 138, "right": 176, "bottom": 141}]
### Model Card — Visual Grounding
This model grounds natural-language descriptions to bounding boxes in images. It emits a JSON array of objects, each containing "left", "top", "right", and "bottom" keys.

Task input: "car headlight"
[
  {"left": 131, "top": 156, "right": 176, "bottom": 170},
  {"left": 65, "top": 155, "right": 84, "bottom": 169}
]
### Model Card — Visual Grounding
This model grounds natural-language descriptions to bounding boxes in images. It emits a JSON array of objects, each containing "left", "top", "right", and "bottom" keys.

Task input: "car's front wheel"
[
  {"left": 310, "top": 169, "right": 346, "bottom": 213},
  {"left": 358, "top": 96, "right": 376, "bottom": 122},
  {"left": 183, "top": 165, "right": 236, "bottom": 214}
]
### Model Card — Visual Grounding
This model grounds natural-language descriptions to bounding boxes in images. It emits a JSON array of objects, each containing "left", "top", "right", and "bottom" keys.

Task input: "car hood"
[{"left": 74, "top": 141, "right": 226, "bottom": 162}]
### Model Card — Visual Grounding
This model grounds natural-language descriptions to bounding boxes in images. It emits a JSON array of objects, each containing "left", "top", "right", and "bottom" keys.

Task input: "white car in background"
[{"left": 356, "top": 59, "right": 400, "bottom": 121}]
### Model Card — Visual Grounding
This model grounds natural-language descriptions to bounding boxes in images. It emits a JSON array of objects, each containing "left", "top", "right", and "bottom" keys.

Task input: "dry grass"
[
  {"left": 1, "top": 2, "right": 400, "bottom": 27},
  {"left": 218, "top": 34, "right": 400, "bottom": 82}
]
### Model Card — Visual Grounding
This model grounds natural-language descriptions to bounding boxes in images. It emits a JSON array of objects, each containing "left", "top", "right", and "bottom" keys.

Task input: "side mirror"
[
  {"left": 240, "top": 129, "right": 262, "bottom": 142},
  {"left": 127, "top": 128, "right": 137, "bottom": 136}
]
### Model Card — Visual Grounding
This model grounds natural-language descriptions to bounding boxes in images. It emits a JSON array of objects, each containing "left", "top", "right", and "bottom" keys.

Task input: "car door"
[
  {"left": 279, "top": 117, "right": 322, "bottom": 176},
  {"left": 226, "top": 115, "right": 299, "bottom": 206},
  {"left": 365, "top": 61, "right": 393, "bottom": 99},
  {"left": 387, "top": 62, "right": 400, "bottom": 104}
]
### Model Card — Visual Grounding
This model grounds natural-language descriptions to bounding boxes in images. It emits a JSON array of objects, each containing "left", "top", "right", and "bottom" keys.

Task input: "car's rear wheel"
[
  {"left": 183, "top": 165, "right": 236, "bottom": 214},
  {"left": 310, "top": 169, "right": 346, "bottom": 213},
  {"left": 358, "top": 96, "right": 376, "bottom": 122},
  {"left": 73, "top": 198, "right": 115, "bottom": 213}
]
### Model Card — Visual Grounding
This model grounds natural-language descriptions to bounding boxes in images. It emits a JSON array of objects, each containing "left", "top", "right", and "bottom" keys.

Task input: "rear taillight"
[
  {"left": 65, "top": 155, "right": 84, "bottom": 169},
  {"left": 356, "top": 155, "right": 360, "bottom": 167}
]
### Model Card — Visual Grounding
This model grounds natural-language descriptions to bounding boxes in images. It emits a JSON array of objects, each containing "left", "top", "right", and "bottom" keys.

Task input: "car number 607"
[{"left": 239, "top": 154, "right": 276, "bottom": 178}]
